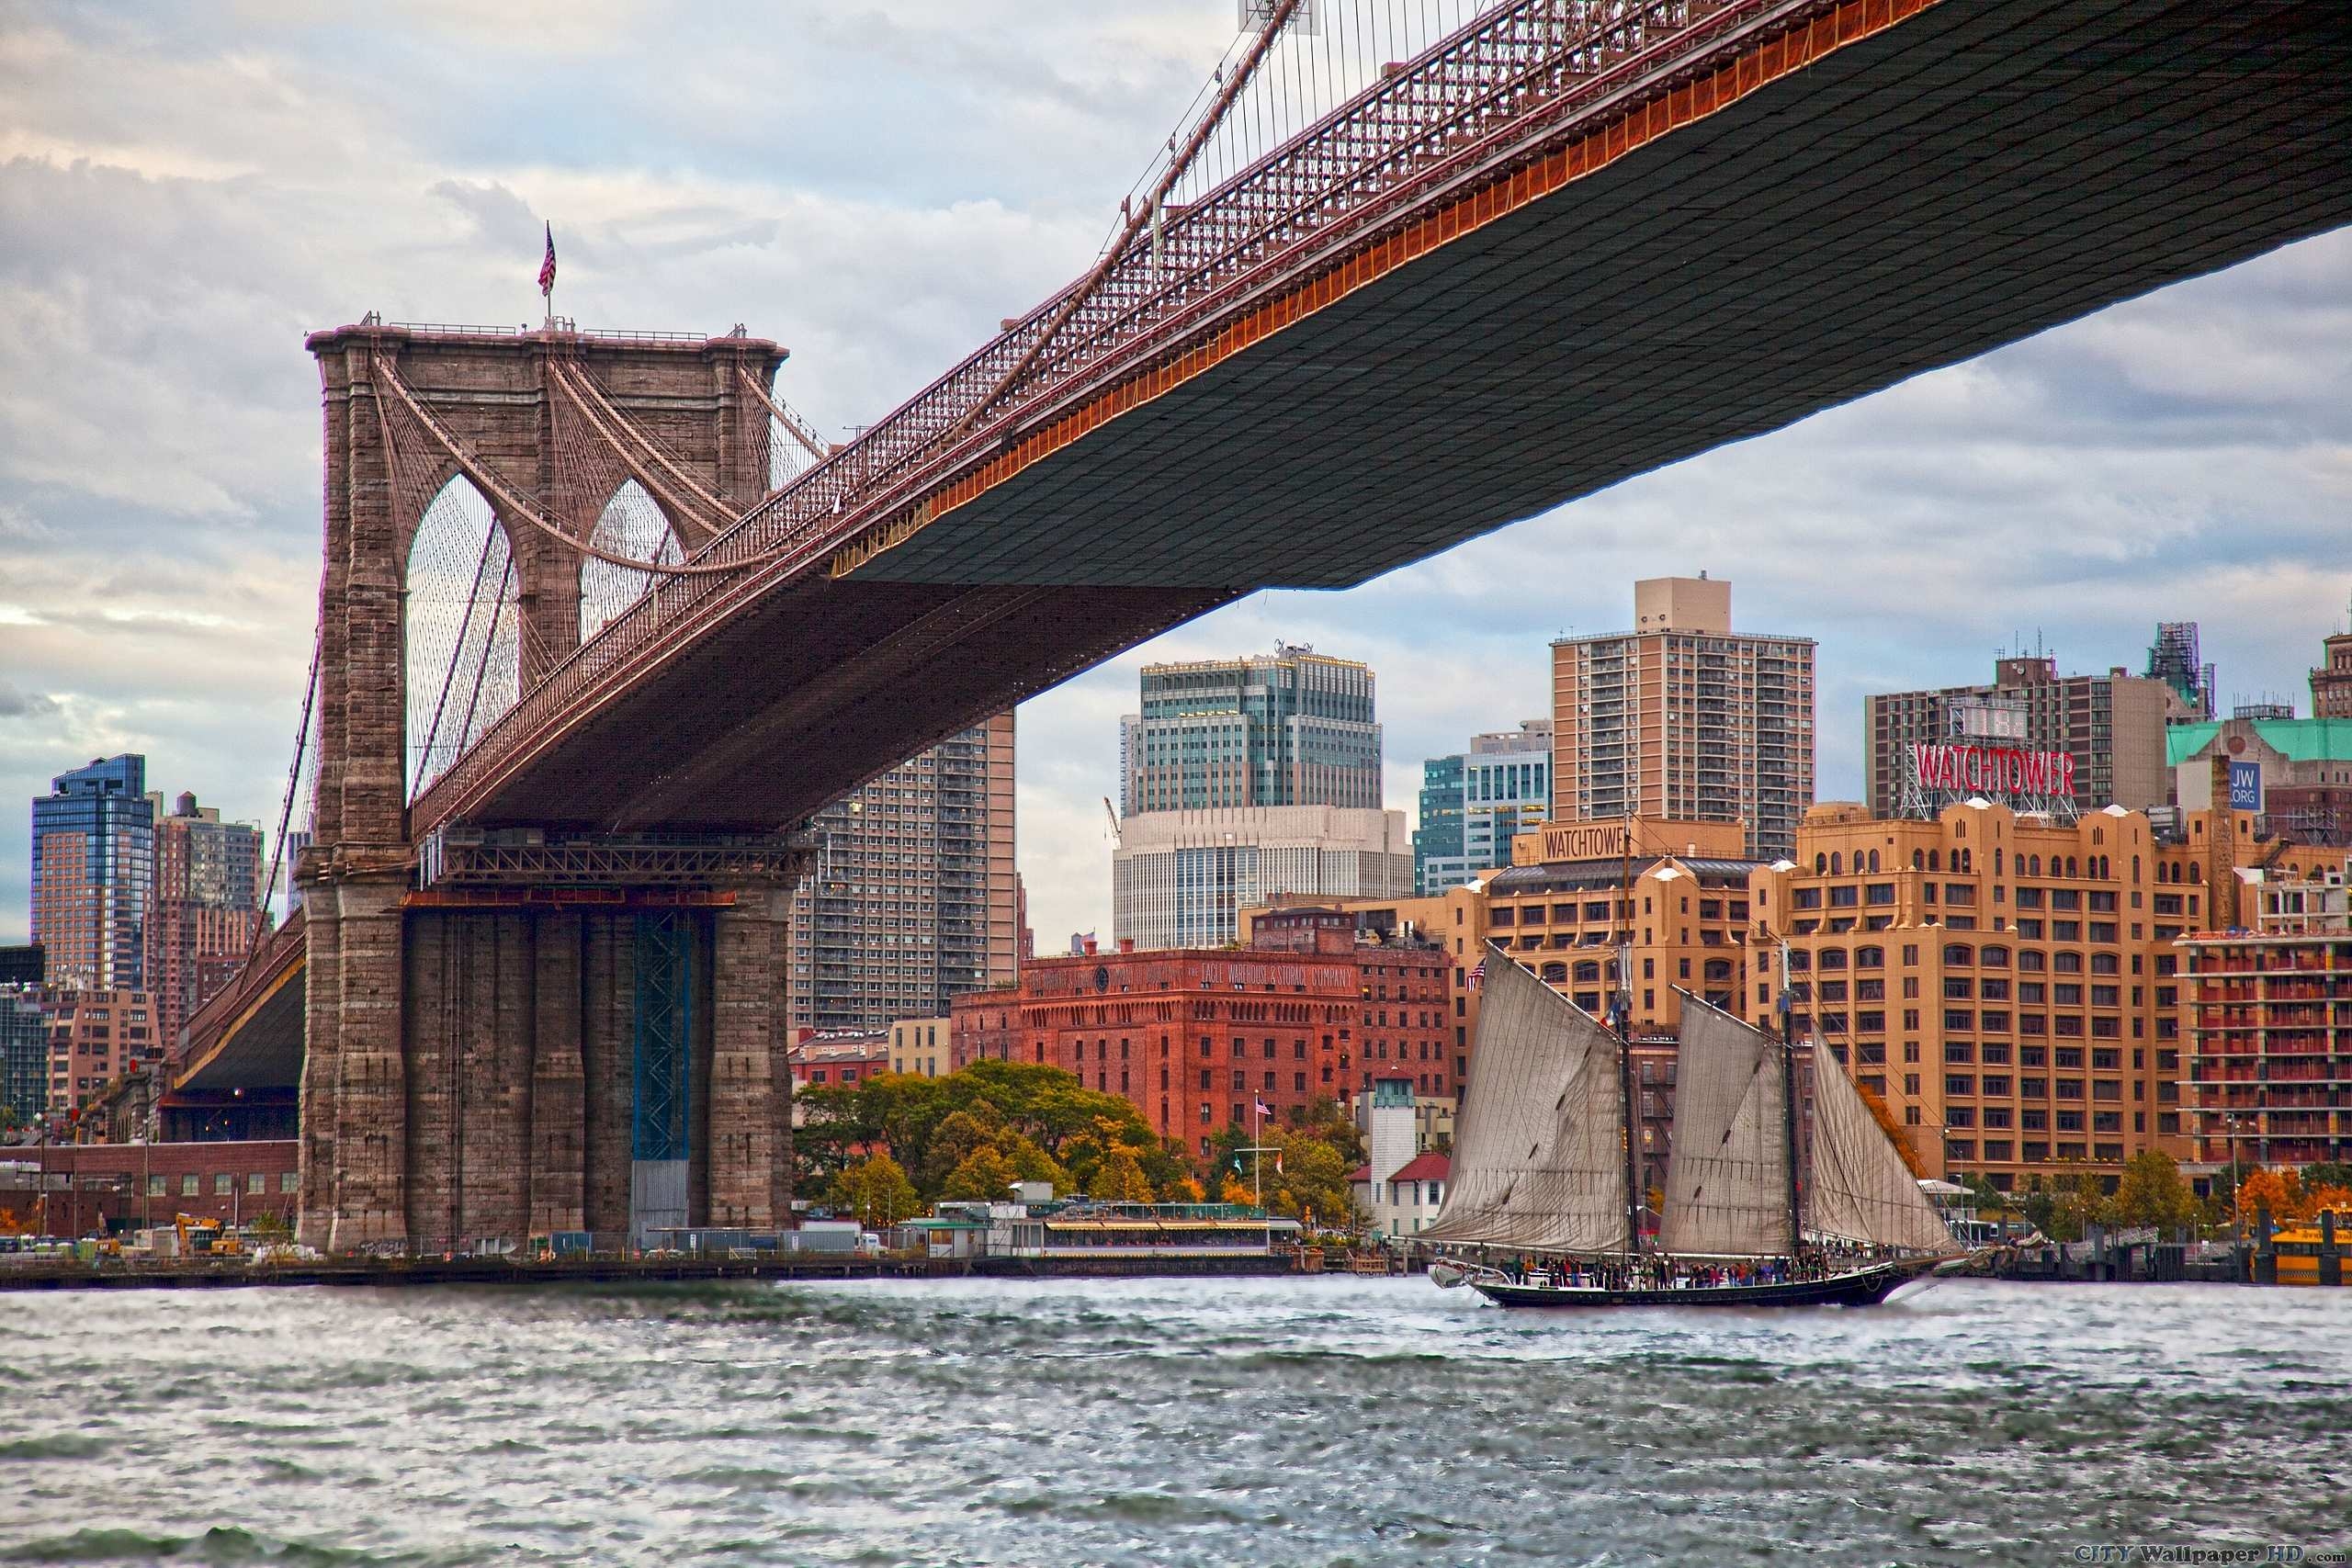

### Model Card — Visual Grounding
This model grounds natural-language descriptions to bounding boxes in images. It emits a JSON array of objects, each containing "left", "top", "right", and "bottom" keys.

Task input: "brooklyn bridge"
[{"left": 170, "top": 0, "right": 2352, "bottom": 1251}]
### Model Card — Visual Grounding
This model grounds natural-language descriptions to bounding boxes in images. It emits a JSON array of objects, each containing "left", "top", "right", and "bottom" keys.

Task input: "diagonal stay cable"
[
  {"left": 370, "top": 352, "right": 752, "bottom": 577},
  {"left": 734, "top": 366, "right": 833, "bottom": 465},
  {"left": 546, "top": 357, "right": 736, "bottom": 539}
]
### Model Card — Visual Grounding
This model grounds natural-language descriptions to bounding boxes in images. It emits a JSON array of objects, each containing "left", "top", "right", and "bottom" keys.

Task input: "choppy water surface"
[{"left": 2, "top": 1276, "right": 2345, "bottom": 1565}]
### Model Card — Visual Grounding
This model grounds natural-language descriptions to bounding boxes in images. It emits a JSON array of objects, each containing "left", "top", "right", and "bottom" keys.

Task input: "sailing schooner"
[{"left": 1425, "top": 943, "right": 1962, "bottom": 1308}]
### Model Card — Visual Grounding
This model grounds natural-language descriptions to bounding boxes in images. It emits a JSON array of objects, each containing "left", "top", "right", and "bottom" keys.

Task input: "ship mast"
[
  {"left": 1611, "top": 816, "right": 1643, "bottom": 1256},
  {"left": 1774, "top": 940, "right": 1804, "bottom": 1260}
]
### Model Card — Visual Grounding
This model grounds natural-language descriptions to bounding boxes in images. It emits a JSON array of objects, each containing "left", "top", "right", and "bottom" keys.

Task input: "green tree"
[
  {"left": 1133, "top": 1136, "right": 1198, "bottom": 1198},
  {"left": 940, "top": 1145, "right": 1022, "bottom": 1202},
  {"left": 827, "top": 1154, "right": 923, "bottom": 1229},
  {"left": 916, "top": 1106, "right": 1008, "bottom": 1195},
  {"left": 2110, "top": 1150, "right": 2197, "bottom": 1234},
  {"left": 993, "top": 1131, "right": 1071, "bottom": 1194},
  {"left": 1254, "top": 1125, "right": 1359, "bottom": 1230},
  {"left": 2047, "top": 1173, "right": 2109, "bottom": 1244},
  {"left": 793, "top": 1061, "right": 1158, "bottom": 1198},
  {"left": 2301, "top": 1161, "right": 2352, "bottom": 1194},
  {"left": 1288, "top": 1096, "right": 1368, "bottom": 1169},
  {"left": 1093, "top": 1145, "right": 1157, "bottom": 1204}
]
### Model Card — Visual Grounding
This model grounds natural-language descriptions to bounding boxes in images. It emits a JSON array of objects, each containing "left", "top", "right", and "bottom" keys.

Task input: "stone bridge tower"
[{"left": 298, "top": 321, "right": 804, "bottom": 1252}]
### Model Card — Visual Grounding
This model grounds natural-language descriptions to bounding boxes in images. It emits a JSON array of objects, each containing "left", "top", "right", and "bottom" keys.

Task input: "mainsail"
[
  {"left": 1657, "top": 1001, "right": 1793, "bottom": 1258},
  {"left": 1805, "top": 1034, "right": 1960, "bottom": 1254},
  {"left": 1419, "top": 948, "right": 1630, "bottom": 1253}
]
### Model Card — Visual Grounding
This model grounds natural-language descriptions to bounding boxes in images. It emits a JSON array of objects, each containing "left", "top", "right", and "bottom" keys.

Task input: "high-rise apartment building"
[
  {"left": 148, "top": 792, "right": 264, "bottom": 1052},
  {"left": 1412, "top": 721, "right": 1552, "bottom": 895},
  {"left": 1121, "top": 647, "right": 1380, "bottom": 814},
  {"left": 2180, "top": 874, "right": 2352, "bottom": 1172},
  {"left": 788, "top": 714, "right": 1018, "bottom": 1034},
  {"left": 1865, "top": 654, "right": 2189, "bottom": 820},
  {"left": 1551, "top": 577, "right": 1815, "bottom": 861},
  {"left": 30, "top": 756, "right": 155, "bottom": 991},
  {"left": 44, "top": 986, "right": 159, "bottom": 1118}
]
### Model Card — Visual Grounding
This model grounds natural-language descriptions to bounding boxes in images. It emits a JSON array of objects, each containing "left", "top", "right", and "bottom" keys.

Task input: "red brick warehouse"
[{"left": 954, "top": 912, "right": 1452, "bottom": 1157}]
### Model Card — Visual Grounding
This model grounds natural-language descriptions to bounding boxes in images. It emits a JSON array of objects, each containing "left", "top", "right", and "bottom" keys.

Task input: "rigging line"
[
  {"left": 939, "top": 0, "right": 1304, "bottom": 449},
  {"left": 369, "top": 353, "right": 752, "bottom": 577},
  {"left": 546, "top": 359, "right": 734, "bottom": 542}
]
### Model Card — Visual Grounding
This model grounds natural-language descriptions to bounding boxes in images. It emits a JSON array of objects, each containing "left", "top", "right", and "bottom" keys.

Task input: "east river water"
[{"left": 3, "top": 1276, "right": 2346, "bottom": 1565}]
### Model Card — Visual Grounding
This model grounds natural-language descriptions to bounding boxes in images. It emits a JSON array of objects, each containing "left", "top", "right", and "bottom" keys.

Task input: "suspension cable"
[
  {"left": 942, "top": 0, "right": 1305, "bottom": 446},
  {"left": 253, "top": 626, "right": 321, "bottom": 948}
]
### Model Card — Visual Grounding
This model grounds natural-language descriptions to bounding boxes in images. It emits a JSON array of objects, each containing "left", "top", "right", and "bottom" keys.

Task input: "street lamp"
[{"left": 2220, "top": 1110, "right": 2250, "bottom": 1255}]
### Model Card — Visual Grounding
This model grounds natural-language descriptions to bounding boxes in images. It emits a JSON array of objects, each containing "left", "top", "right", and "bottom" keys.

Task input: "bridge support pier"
[{"left": 296, "top": 832, "right": 809, "bottom": 1253}]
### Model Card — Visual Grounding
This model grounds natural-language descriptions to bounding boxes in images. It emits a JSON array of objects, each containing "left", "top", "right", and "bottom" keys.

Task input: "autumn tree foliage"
[
  {"left": 1091, "top": 1145, "right": 1157, "bottom": 1205},
  {"left": 826, "top": 1154, "right": 922, "bottom": 1229},
  {"left": 940, "top": 1145, "right": 1022, "bottom": 1202},
  {"left": 796, "top": 1060, "right": 1181, "bottom": 1201},
  {"left": 2109, "top": 1151, "right": 2198, "bottom": 1233},
  {"left": 2233, "top": 1167, "right": 2352, "bottom": 1226}
]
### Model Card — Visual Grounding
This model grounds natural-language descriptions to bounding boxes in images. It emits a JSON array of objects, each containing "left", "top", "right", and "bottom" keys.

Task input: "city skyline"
[{"left": 2, "top": 6, "right": 2348, "bottom": 956}]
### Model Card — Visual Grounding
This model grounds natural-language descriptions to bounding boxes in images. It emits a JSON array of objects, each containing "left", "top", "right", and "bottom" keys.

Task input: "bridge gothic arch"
[
  {"left": 579, "top": 479, "right": 684, "bottom": 643},
  {"left": 403, "top": 473, "right": 519, "bottom": 803}
]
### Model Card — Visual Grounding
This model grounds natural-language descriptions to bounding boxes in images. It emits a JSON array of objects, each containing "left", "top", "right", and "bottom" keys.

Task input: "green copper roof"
[{"left": 2165, "top": 718, "right": 2352, "bottom": 767}]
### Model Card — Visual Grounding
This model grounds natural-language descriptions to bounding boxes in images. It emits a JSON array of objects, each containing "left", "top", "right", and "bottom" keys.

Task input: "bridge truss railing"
[
  {"left": 411, "top": 0, "right": 1817, "bottom": 832},
  {"left": 175, "top": 906, "right": 308, "bottom": 1069}
]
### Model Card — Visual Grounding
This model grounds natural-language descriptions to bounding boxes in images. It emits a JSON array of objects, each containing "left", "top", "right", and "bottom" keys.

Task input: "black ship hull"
[{"left": 1468, "top": 1259, "right": 1935, "bottom": 1310}]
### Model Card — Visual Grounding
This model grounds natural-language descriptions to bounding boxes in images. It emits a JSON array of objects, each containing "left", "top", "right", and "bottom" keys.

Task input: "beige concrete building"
[
  {"left": 887, "top": 1015, "right": 954, "bottom": 1078},
  {"left": 1243, "top": 817, "right": 1760, "bottom": 1089},
  {"left": 1747, "top": 796, "right": 2340, "bottom": 1190},
  {"left": 1112, "top": 805, "right": 1412, "bottom": 950},
  {"left": 1551, "top": 576, "right": 1815, "bottom": 860}
]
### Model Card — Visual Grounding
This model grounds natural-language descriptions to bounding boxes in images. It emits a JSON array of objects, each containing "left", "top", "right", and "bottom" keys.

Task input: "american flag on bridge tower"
[{"left": 537, "top": 222, "right": 557, "bottom": 298}]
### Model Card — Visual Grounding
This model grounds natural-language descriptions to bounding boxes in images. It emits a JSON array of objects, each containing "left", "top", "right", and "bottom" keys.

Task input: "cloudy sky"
[{"left": 2, "top": 2, "right": 2347, "bottom": 951}]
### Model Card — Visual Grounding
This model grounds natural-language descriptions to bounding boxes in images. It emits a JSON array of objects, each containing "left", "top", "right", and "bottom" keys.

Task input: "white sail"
[
  {"left": 1419, "top": 948, "right": 1630, "bottom": 1253},
  {"left": 1805, "top": 1035, "right": 1960, "bottom": 1254},
  {"left": 1658, "top": 1001, "right": 1793, "bottom": 1258}
]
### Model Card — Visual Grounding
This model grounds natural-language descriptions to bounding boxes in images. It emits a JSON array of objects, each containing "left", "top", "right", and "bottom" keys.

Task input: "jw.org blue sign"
[{"left": 2228, "top": 760, "right": 2263, "bottom": 812}]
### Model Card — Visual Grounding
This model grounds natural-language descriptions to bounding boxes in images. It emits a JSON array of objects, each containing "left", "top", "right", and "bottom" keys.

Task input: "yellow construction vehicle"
[{"left": 175, "top": 1213, "right": 226, "bottom": 1257}]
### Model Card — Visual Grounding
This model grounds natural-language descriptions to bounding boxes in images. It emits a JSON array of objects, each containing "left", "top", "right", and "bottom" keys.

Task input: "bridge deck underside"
[
  {"left": 177, "top": 963, "right": 305, "bottom": 1093},
  {"left": 462, "top": 0, "right": 2351, "bottom": 832}
]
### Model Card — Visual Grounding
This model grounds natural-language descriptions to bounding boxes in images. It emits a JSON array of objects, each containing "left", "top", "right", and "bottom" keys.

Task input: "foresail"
[
  {"left": 1420, "top": 949, "right": 1630, "bottom": 1253},
  {"left": 1805, "top": 1036, "right": 1959, "bottom": 1254},
  {"left": 1657, "top": 1002, "right": 1793, "bottom": 1258}
]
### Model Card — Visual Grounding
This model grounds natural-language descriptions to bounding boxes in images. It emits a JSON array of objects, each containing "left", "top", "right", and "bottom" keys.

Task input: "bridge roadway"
[{"left": 413, "top": 0, "right": 2352, "bottom": 839}]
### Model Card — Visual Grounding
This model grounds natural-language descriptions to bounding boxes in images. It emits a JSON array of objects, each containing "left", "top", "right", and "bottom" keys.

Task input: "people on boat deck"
[{"left": 1495, "top": 1242, "right": 1896, "bottom": 1290}]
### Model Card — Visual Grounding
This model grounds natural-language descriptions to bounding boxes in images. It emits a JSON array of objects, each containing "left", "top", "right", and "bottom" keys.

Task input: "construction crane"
[{"left": 1102, "top": 797, "right": 1122, "bottom": 842}]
